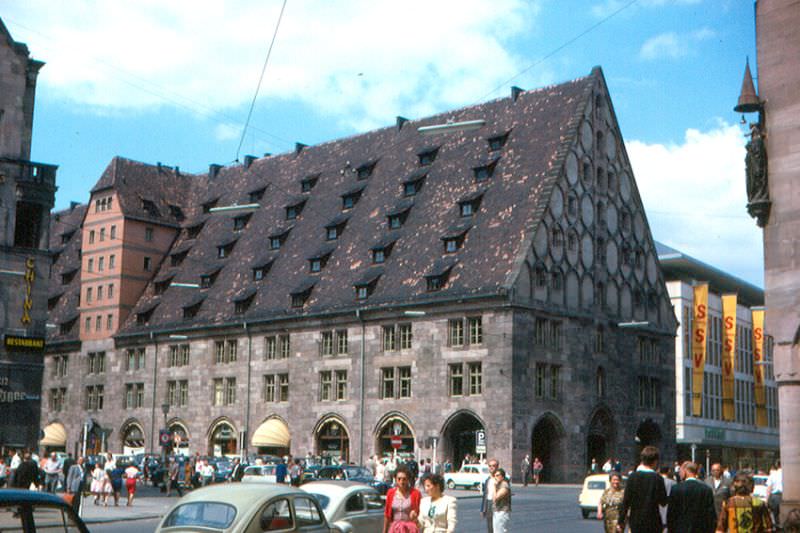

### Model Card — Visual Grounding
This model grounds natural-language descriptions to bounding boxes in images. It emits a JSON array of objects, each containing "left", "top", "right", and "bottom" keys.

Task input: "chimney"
[
  {"left": 174, "top": 166, "right": 180, "bottom": 176},
  {"left": 295, "top": 142, "right": 307, "bottom": 155},
  {"left": 511, "top": 86, "right": 524, "bottom": 102},
  {"left": 70, "top": 201, "right": 80, "bottom": 210},
  {"left": 396, "top": 116, "right": 409, "bottom": 130},
  {"left": 209, "top": 164, "right": 222, "bottom": 180},
  {"left": 244, "top": 155, "right": 257, "bottom": 169},
  {"left": 157, "top": 162, "right": 163, "bottom": 172},
  {"left": 263, "top": 152, "right": 272, "bottom": 158}
]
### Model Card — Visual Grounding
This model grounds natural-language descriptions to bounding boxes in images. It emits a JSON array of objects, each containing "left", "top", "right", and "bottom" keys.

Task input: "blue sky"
[{"left": 3, "top": 0, "right": 762, "bottom": 285}]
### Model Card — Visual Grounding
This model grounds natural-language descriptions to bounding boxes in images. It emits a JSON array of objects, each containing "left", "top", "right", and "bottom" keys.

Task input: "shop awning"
[
  {"left": 251, "top": 419, "right": 290, "bottom": 448},
  {"left": 40, "top": 422, "right": 67, "bottom": 447}
]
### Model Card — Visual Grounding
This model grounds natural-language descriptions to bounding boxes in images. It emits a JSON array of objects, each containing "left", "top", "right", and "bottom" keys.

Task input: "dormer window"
[
  {"left": 301, "top": 174, "right": 319, "bottom": 192},
  {"left": 285, "top": 199, "right": 306, "bottom": 220},
  {"left": 354, "top": 269, "right": 382, "bottom": 300},
  {"left": 61, "top": 269, "right": 77, "bottom": 285},
  {"left": 59, "top": 318, "right": 77, "bottom": 336},
  {"left": 402, "top": 171, "right": 427, "bottom": 197},
  {"left": 425, "top": 260, "right": 455, "bottom": 292},
  {"left": 417, "top": 147, "right": 440, "bottom": 166},
  {"left": 488, "top": 131, "right": 510, "bottom": 151},
  {"left": 217, "top": 240, "right": 237, "bottom": 258},
  {"left": 171, "top": 249, "right": 189, "bottom": 267},
  {"left": 356, "top": 161, "right": 377, "bottom": 180},
  {"left": 444, "top": 238, "right": 460, "bottom": 253},
  {"left": 233, "top": 214, "right": 252, "bottom": 232},
  {"left": 458, "top": 190, "right": 485, "bottom": 217},
  {"left": 269, "top": 228, "right": 291, "bottom": 250},
  {"left": 290, "top": 280, "right": 316, "bottom": 308},
  {"left": 234, "top": 290, "right": 256, "bottom": 314},
  {"left": 142, "top": 199, "right": 160, "bottom": 217},
  {"left": 371, "top": 236, "right": 397, "bottom": 264},
  {"left": 341, "top": 184, "right": 365, "bottom": 210},
  {"left": 137, "top": 304, "right": 158, "bottom": 325},
  {"left": 200, "top": 269, "right": 221, "bottom": 288},
  {"left": 155, "top": 277, "right": 172, "bottom": 295},
  {"left": 310, "top": 259, "right": 322, "bottom": 272},
  {"left": 60, "top": 231, "right": 74, "bottom": 244},
  {"left": 426, "top": 275, "right": 446, "bottom": 291},
  {"left": 249, "top": 187, "right": 266, "bottom": 202},
  {"left": 309, "top": 246, "right": 334, "bottom": 273},
  {"left": 183, "top": 299, "right": 203, "bottom": 320},
  {"left": 252, "top": 259, "right": 273, "bottom": 281},
  {"left": 373, "top": 249, "right": 385, "bottom": 264},
  {"left": 202, "top": 198, "right": 219, "bottom": 213},
  {"left": 169, "top": 204, "right": 184, "bottom": 221},
  {"left": 473, "top": 157, "right": 500, "bottom": 182},
  {"left": 325, "top": 215, "right": 348, "bottom": 241},
  {"left": 441, "top": 224, "right": 470, "bottom": 253},
  {"left": 387, "top": 203, "right": 412, "bottom": 229},
  {"left": 186, "top": 222, "right": 205, "bottom": 239}
]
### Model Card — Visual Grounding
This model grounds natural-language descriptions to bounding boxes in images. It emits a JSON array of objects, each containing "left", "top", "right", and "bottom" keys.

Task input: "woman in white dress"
[
  {"left": 90, "top": 463, "right": 105, "bottom": 505},
  {"left": 418, "top": 474, "right": 457, "bottom": 533}
]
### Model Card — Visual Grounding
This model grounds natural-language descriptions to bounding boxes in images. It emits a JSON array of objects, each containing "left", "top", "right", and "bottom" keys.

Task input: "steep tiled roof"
[
  {"left": 108, "top": 69, "right": 600, "bottom": 333},
  {"left": 47, "top": 203, "right": 87, "bottom": 344}
]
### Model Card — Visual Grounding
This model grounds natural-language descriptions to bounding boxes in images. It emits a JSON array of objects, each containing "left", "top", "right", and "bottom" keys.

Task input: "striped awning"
[
  {"left": 40, "top": 422, "right": 67, "bottom": 447},
  {"left": 251, "top": 419, "right": 290, "bottom": 448}
]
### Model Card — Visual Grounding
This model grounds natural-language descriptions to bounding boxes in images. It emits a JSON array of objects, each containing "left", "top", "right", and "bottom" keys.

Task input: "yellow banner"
[
  {"left": 752, "top": 309, "right": 767, "bottom": 427},
  {"left": 691, "top": 284, "right": 709, "bottom": 417},
  {"left": 722, "top": 294, "right": 737, "bottom": 421}
]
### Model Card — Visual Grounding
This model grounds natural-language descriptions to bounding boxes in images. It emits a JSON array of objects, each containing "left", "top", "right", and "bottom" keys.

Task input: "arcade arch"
[
  {"left": 374, "top": 413, "right": 415, "bottom": 459},
  {"left": 530, "top": 413, "right": 565, "bottom": 483},
  {"left": 314, "top": 416, "right": 350, "bottom": 463},
  {"left": 208, "top": 419, "right": 238, "bottom": 457},
  {"left": 440, "top": 410, "right": 486, "bottom": 468}
]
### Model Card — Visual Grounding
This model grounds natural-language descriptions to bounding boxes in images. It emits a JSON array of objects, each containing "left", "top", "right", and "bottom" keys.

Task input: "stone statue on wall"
[{"left": 745, "top": 122, "right": 770, "bottom": 227}]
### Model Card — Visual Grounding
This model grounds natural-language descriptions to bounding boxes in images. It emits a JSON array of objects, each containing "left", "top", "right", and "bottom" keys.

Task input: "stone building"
[
  {"left": 658, "top": 242, "right": 779, "bottom": 470},
  {"left": 43, "top": 67, "right": 676, "bottom": 482},
  {"left": 736, "top": 0, "right": 800, "bottom": 519},
  {"left": 0, "top": 19, "right": 57, "bottom": 451}
]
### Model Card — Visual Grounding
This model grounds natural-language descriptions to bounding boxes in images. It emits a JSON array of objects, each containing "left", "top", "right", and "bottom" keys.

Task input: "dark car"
[
  {"left": 315, "top": 465, "right": 389, "bottom": 495},
  {"left": 0, "top": 489, "right": 90, "bottom": 532}
]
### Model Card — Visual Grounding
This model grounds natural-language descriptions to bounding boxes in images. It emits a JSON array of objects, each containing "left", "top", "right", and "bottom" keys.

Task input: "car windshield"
[
  {"left": 163, "top": 502, "right": 237, "bottom": 530},
  {"left": 307, "top": 493, "right": 331, "bottom": 510},
  {"left": 344, "top": 466, "right": 369, "bottom": 478}
]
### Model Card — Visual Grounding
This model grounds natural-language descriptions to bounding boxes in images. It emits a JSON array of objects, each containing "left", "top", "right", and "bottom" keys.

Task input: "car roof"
[
  {"left": 171, "top": 483, "right": 306, "bottom": 507},
  {"left": 461, "top": 464, "right": 487, "bottom": 468},
  {"left": 0, "top": 490, "right": 67, "bottom": 505},
  {"left": 302, "top": 481, "right": 373, "bottom": 492},
  {"left": 584, "top": 474, "right": 612, "bottom": 481}
]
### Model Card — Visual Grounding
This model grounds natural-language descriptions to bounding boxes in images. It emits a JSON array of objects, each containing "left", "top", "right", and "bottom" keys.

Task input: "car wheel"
[
  {"left": 581, "top": 509, "right": 590, "bottom": 519},
  {"left": 447, "top": 480, "right": 456, "bottom": 490}
]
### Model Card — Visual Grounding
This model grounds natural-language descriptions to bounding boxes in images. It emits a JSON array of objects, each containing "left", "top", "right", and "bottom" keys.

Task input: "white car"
[
  {"left": 301, "top": 481, "right": 384, "bottom": 533},
  {"left": 443, "top": 464, "right": 491, "bottom": 490},
  {"left": 753, "top": 474, "right": 769, "bottom": 499},
  {"left": 241, "top": 464, "right": 288, "bottom": 484}
]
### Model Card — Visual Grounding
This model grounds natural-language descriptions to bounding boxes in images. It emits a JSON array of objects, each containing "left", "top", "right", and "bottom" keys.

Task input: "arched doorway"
[
  {"left": 208, "top": 420, "right": 237, "bottom": 457},
  {"left": 252, "top": 417, "right": 291, "bottom": 458},
  {"left": 315, "top": 417, "right": 350, "bottom": 463},
  {"left": 375, "top": 415, "right": 415, "bottom": 460},
  {"left": 440, "top": 411, "right": 485, "bottom": 468},
  {"left": 120, "top": 421, "right": 146, "bottom": 455},
  {"left": 168, "top": 421, "right": 190, "bottom": 456},
  {"left": 530, "top": 413, "right": 565, "bottom": 483},
  {"left": 586, "top": 408, "right": 615, "bottom": 471}
]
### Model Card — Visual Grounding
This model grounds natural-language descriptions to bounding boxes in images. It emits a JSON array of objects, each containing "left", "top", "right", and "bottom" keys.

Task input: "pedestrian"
[
  {"left": 716, "top": 471, "right": 773, "bottom": 533},
  {"left": 90, "top": 462, "right": 105, "bottom": 505},
  {"left": 532, "top": 457, "right": 543, "bottom": 487},
  {"left": 520, "top": 455, "right": 531, "bottom": 487},
  {"left": 766, "top": 460, "right": 782, "bottom": 529},
  {"left": 62, "top": 454, "right": 75, "bottom": 485},
  {"left": 591, "top": 458, "right": 599, "bottom": 474},
  {"left": 491, "top": 468, "right": 511, "bottom": 533},
  {"left": 124, "top": 463, "right": 139, "bottom": 506},
  {"left": 103, "top": 452, "right": 116, "bottom": 473},
  {"left": 480, "top": 458, "right": 500, "bottom": 532},
  {"left": 383, "top": 464, "right": 420, "bottom": 533},
  {"left": 706, "top": 463, "right": 732, "bottom": 519},
  {"left": 377, "top": 458, "right": 386, "bottom": 483},
  {"left": 419, "top": 473, "right": 457, "bottom": 533},
  {"left": 598, "top": 472, "right": 625, "bottom": 533},
  {"left": 65, "top": 457, "right": 85, "bottom": 514},
  {"left": 290, "top": 459, "right": 302, "bottom": 487},
  {"left": 109, "top": 463, "right": 125, "bottom": 506},
  {"left": 617, "top": 445, "right": 667, "bottom": 533},
  {"left": 201, "top": 460, "right": 215, "bottom": 486},
  {"left": 0, "top": 458, "right": 7, "bottom": 487},
  {"left": 614, "top": 458, "right": 622, "bottom": 474},
  {"left": 666, "top": 461, "right": 716, "bottom": 533},
  {"left": 43, "top": 452, "right": 62, "bottom": 493},
  {"left": 275, "top": 458, "right": 287, "bottom": 484},
  {"left": 659, "top": 466, "right": 676, "bottom": 527},
  {"left": 12, "top": 452, "right": 38, "bottom": 490},
  {"left": 230, "top": 457, "right": 244, "bottom": 483},
  {"left": 603, "top": 458, "right": 613, "bottom": 474},
  {"left": 366, "top": 455, "right": 376, "bottom": 478},
  {"left": 167, "top": 459, "right": 183, "bottom": 497}
]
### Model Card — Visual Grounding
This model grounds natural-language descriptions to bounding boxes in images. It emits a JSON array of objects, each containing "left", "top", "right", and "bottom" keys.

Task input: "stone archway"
[
  {"left": 208, "top": 419, "right": 237, "bottom": 457},
  {"left": 120, "top": 420, "right": 146, "bottom": 455},
  {"left": 374, "top": 413, "right": 415, "bottom": 460},
  {"left": 440, "top": 410, "right": 485, "bottom": 468},
  {"left": 314, "top": 416, "right": 350, "bottom": 463},
  {"left": 586, "top": 407, "right": 615, "bottom": 472},
  {"left": 168, "top": 420, "right": 191, "bottom": 456},
  {"left": 530, "top": 413, "right": 566, "bottom": 483}
]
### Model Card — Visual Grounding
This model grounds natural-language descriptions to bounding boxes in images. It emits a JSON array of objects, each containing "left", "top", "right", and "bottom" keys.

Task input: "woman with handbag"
[
  {"left": 597, "top": 472, "right": 625, "bottom": 533},
  {"left": 383, "top": 464, "right": 421, "bottom": 533}
]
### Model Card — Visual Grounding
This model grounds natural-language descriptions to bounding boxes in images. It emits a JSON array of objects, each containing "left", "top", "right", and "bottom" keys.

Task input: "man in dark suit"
[
  {"left": 618, "top": 446, "right": 667, "bottom": 533},
  {"left": 667, "top": 461, "right": 716, "bottom": 533},
  {"left": 11, "top": 453, "right": 39, "bottom": 489},
  {"left": 705, "top": 462, "right": 731, "bottom": 519}
]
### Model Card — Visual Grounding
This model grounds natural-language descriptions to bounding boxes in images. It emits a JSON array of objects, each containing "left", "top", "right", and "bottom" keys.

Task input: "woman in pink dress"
[{"left": 383, "top": 464, "right": 421, "bottom": 533}]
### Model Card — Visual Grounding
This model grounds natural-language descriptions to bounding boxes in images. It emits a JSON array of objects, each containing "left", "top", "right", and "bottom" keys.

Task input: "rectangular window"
[
  {"left": 109, "top": 255, "right": 115, "bottom": 269},
  {"left": 448, "top": 319, "right": 464, "bottom": 347},
  {"left": 145, "top": 227, "right": 154, "bottom": 242},
  {"left": 97, "top": 286, "right": 103, "bottom": 300},
  {"left": 595, "top": 328, "right": 605, "bottom": 353},
  {"left": 321, "top": 331, "right": 334, "bottom": 357},
  {"left": 87, "top": 352, "right": 106, "bottom": 374},
  {"left": 215, "top": 340, "right": 238, "bottom": 364},
  {"left": 279, "top": 373, "right": 289, "bottom": 402},
  {"left": 468, "top": 317, "right": 483, "bottom": 345},
  {"left": 144, "top": 256, "right": 152, "bottom": 271},
  {"left": 263, "top": 374, "right": 276, "bottom": 402},
  {"left": 469, "top": 363, "right": 483, "bottom": 395},
  {"left": 124, "top": 383, "right": 144, "bottom": 409},
  {"left": 167, "top": 381, "right": 177, "bottom": 407},
  {"left": 106, "top": 314, "right": 113, "bottom": 330},
  {"left": 88, "top": 258, "right": 94, "bottom": 272},
  {"left": 319, "top": 371, "right": 332, "bottom": 402},
  {"left": 449, "top": 364, "right": 463, "bottom": 396},
  {"left": 336, "top": 330, "right": 348, "bottom": 355},
  {"left": 398, "top": 367, "right": 412, "bottom": 398},
  {"left": 335, "top": 370, "right": 348, "bottom": 401},
  {"left": 383, "top": 326, "right": 397, "bottom": 351},
  {"left": 86, "top": 287, "right": 93, "bottom": 303},
  {"left": 265, "top": 336, "right": 277, "bottom": 360},
  {"left": 213, "top": 378, "right": 224, "bottom": 406},
  {"left": 535, "top": 363, "right": 546, "bottom": 398},
  {"left": 549, "top": 365, "right": 560, "bottom": 400},
  {"left": 98, "top": 257, "right": 104, "bottom": 271},
  {"left": 280, "top": 335, "right": 290, "bottom": 359},
  {"left": 225, "top": 378, "right": 236, "bottom": 405},
  {"left": 179, "top": 380, "right": 188, "bottom": 406},
  {"left": 399, "top": 324, "right": 412, "bottom": 350},
  {"left": 108, "top": 283, "right": 114, "bottom": 298},
  {"left": 85, "top": 385, "right": 104, "bottom": 411},
  {"left": 110, "top": 225, "right": 116, "bottom": 239},
  {"left": 381, "top": 368, "right": 395, "bottom": 399}
]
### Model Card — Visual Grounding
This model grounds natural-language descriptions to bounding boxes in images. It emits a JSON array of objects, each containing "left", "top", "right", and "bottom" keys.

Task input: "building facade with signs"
[
  {"left": 43, "top": 67, "right": 677, "bottom": 482},
  {"left": 657, "top": 242, "right": 778, "bottom": 471},
  {"left": 0, "top": 19, "right": 57, "bottom": 452}
]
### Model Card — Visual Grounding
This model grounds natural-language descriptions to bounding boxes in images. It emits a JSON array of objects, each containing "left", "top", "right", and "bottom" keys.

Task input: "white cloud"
[
  {"left": 639, "top": 27, "right": 714, "bottom": 60},
  {"left": 592, "top": 0, "right": 701, "bottom": 18},
  {"left": 214, "top": 123, "right": 240, "bottom": 142},
  {"left": 3, "top": 0, "right": 550, "bottom": 131},
  {"left": 628, "top": 121, "right": 764, "bottom": 286}
]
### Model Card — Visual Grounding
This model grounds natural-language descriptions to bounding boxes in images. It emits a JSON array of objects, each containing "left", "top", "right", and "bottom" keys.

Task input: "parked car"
[
  {"left": 156, "top": 483, "right": 343, "bottom": 532},
  {"left": 443, "top": 464, "right": 492, "bottom": 490},
  {"left": 0, "top": 489, "right": 90, "bottom": 532},
  {"left": 241, "top": 464, "right": 283, "bottom": 484},
  {"left": 301, "top": 481, "right": 384, "bottom": 533},
  {"left": 578, "top": 473, "right": 626, "bottom": 519},
  {"left": 315, "top": 466, "right": 388, "bottom": 495},
  {"left": 753, "top": 474, "right": 769, "bottom": 499}
]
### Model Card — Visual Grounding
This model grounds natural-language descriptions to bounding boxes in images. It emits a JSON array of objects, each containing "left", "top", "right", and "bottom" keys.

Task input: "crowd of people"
[{"left": 594, "top": 445, "right": 789, "bottom": 533}]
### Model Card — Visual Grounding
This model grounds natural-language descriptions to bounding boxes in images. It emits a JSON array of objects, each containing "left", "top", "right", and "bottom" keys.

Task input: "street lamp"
[{"left": 161, "top": 403, "right": 170, "bottom": 461}]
